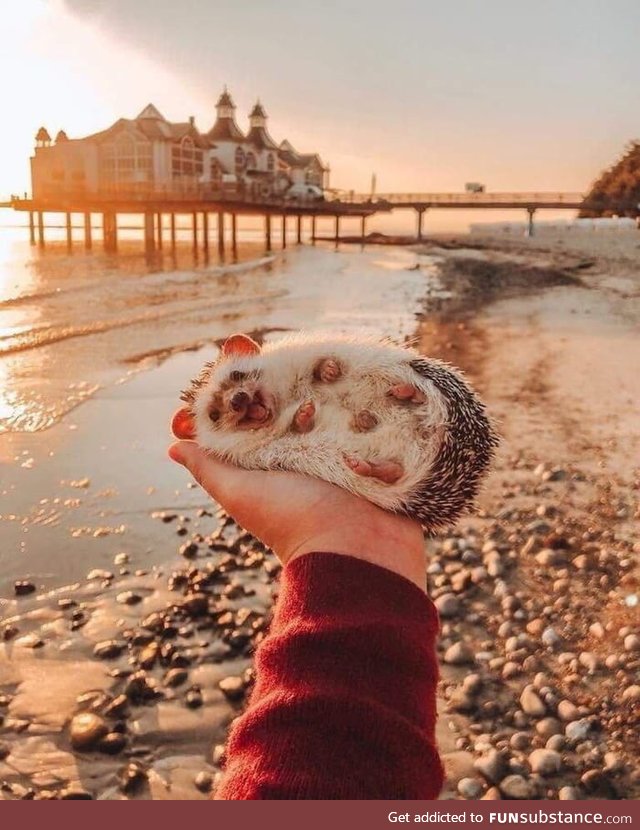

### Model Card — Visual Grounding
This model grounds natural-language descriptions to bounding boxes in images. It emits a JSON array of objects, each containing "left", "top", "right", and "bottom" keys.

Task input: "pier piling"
[
  {"left": 66, "top": 213, "right": 73, "bottom": 249},
  {"left": 37, "top": 211, "right": 44, "bottom": 247},
  {"left": 265, "top": 214, "right": 272, "bottom": 251},
  {"left": 526, "top": 208, "right": 536, "bottom": 237},
  {"left": 311, "top": 215, "right": 316, "bottom": 244},
  {"left": 28, "top": 211, "right": 35, "bottom": 245},
  {"left": 360, "top": 215, "right": 367, "bottom": 241},
  {"left": 334, "top": 215, "right": 340, "bottom": 244},
  {"left": 156, "top": 213, "right": 163, "bottom": 250},
  {"left": 231, "top": 213, "right": 237, "bottom": 257},
  {"left": 217, "top": 211, "right": 225, "bottom": 256},
  {"left": 170, "top": 214, "right": 176, "bottom": 250},
  {"left": 416, "top": 208, "right": 426, "bottom": 241},
  {"left": 281, "top": 214, "right": 287, "bottom": 249},
  {"left": 296, "top": 215, "right": 302, "bottom": 244},
  {"left": 103, "top": 212, "right": 118, "bottom": 252},
  {"left": 144, "top": 212, "right": 155, "bottom": 253},
  {"left": 203, "top": 212, "right": 209, "bottom": 254},
  {"left": 191, "top": 212, "right": 198, "bottom": 250},
  {"left": 84, "top": 212, "right": 92, "bottom": 249}
]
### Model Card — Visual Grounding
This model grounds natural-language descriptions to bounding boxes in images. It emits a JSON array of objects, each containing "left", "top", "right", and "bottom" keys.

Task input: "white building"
[{"left": 31, "top": 89, "right": 328, "bottom": 201}]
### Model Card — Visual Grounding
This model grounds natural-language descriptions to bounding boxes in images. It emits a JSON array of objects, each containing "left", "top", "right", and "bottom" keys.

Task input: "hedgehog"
[{"left": 177, "top": 331, "right": 498, "bottom": 532}]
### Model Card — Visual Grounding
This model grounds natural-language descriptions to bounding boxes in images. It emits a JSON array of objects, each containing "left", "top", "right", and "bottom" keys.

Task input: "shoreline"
[{"left": 1, "top": 233, "right": 638, "bottom": 799}]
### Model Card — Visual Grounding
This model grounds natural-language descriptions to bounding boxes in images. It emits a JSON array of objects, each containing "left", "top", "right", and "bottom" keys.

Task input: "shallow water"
[{"left": 0, "top": 227, "right": 441, "bottom": 594}]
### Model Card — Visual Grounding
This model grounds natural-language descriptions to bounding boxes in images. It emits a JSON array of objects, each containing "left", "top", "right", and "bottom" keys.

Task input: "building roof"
[
  {"left": 246, "top": 126, "right": 278, "bottom": 151},
  {"left": 249, "top": 100, "right": 267, "bottom": 119},
  {"left": 278, "top": 140, "right": 326, "bottom": 170},
  {"left": 36, "top": 126, "right": 51, "bottom": 142},
  {"left": 216, "top": 88, "right": 235, "bottom": 109},
  {"left": 207, "top": 118, "right": 245, "bottom": 141},
  {"left": 55, "top": 130, "right": 69, "bottom": 143},
  {"left": 85, "top": 108, "right": 212, "bottom": 149}
]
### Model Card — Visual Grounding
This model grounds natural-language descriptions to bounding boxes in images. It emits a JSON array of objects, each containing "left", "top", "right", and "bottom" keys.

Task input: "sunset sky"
[{"left": 2, "top": 0, "right": 639, "bottom": 198}]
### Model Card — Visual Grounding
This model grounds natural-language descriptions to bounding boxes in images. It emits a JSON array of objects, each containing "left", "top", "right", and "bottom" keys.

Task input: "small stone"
[
  {"left": 589, "top": 622, "right": 605, "bottom": 639},
  {"left": 578, "top": 651, "right": 600, "bottom": 673},
  {"left": 86, "top": 569, "right": 113, "bottom": 581},
  {"left": 212, "top": 744, "right": 226, "bottom": 767},
  {"left": 219, "top": 676, "right": 245, "bottom": 702},
  {"left": 546, "top": 735, "right": 565, "bottom": 752},
  {"left": 69, "top": 712, "right": 109, "bottom": 751},
  {"left": 541, "top": 627, "right": 562, "bottom": 648},
  {"left": 462, "top": 674, "right": 483, "bottom": 696},
  {"left": 474, "top": 749, "right": 510, "bottom": 785},
  {"left": 60, "top": 789, "right": 93, "bottom": 800},
  {"left": 520, "top": 685, "right": 546, "bottom": 717},
  {"left": 14, "top": 580, "right": 36, "bottom": 597},
  {"left": 444, "top": 642, "right": 475, "bottom": 666},
  {"left": 165, "top": 668, "right": 188, "bottom": 688},
  {"left": 124, "top": 671, "right": 159, "bottom": 703},
  {"left": 482, "top": 786, "right": 502, "bottom": 800},
  {"left": 458, "top": 777, "right": 483, "bottom": 798},
  {"left": 622, "top": 684, "right": 640, "bottom": 702},
  {"left": 185, "top": 689, "right": 203, "bottom": 709},
  {"left": 565, "top": 718, "right": 592, "bottom": 742},
  {"left": 529, "top": 748, "right": 562, "bottom": 776},
  {"left": 0, "top": 742, "right": 10, "bottom": 761},
  {"left": 535, "top": 549, "right": 563, "bottom": 567},
  {"left": 120, "top": 762, "right": 147, "bottom": 794},
  {"left": 114, "top": 552, "right": 129, "bottom": 566},
  {"left": 93, "top": 640, "right": 126, "bottom": 659},
  {"left": 558, "top": 786, "right": 581, "bottom": 800},
  {"left": 435, "top": 593, "right": 461, "bottom": 618},
  {"left": 194, "top": 771, "right": 213, "bottom": 793},
  {"left": 509, "top": 732, "right": 530, "bottom": 751},
  {"left": 499, "top": 774, "right": 535, "bottom": 800},
  {"left": 535, "top": 718, "right": 562, "bottom": 739},
  {"left": 138, "top": 642, "right": 160, "bottom": 669},
  {"left": 557, "top": 699, "right": 579, "bottom": 722},
  {"left": 116, "top": 591, "right": 142, "bottom": 606},
  {"left": 179, "top": 542, "right": 199, "bottom": 559},
  {"left": 181, "top": 593, "right": 209, "bottom": 617},
  {"left": 623, "top": 634, "right": 640, "bottom": 652},
  {"left": 103, "top": 695, "right": 129, "bottom": 719},
  {"left": 98, "top": 732, "right": 127, "bottom": 755}
]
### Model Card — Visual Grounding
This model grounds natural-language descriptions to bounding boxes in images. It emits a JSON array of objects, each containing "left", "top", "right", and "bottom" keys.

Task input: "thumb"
[{"left": 168, "top": 441, "right": 250, "bottom": 506}]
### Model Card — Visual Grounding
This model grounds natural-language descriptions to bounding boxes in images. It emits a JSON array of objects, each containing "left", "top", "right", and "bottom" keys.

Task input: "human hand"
[{"left": 169, "top": 408, "right": 426, "bottom": 589}]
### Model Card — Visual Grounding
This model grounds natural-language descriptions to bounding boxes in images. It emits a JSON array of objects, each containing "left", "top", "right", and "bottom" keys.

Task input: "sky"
[{"left": 1, "top": 0, "right": 639, "bottom": 198}]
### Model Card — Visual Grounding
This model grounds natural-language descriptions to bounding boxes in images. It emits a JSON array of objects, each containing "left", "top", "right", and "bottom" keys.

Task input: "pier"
[{"left": 5, "top": 188, "right": 629, "bottom": 252}]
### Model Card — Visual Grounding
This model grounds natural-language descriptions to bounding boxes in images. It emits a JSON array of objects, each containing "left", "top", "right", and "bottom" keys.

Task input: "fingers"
[
  {"left": 168, "top": 440, "right": 250, "bottom": 509},
  {"left": 171, "top": 408, "right": 196, "bottom": 439}
]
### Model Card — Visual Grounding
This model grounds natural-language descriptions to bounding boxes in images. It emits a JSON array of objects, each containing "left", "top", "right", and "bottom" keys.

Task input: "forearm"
[{"left": 215, "top": 552, "right": 443, "bottom": 800}]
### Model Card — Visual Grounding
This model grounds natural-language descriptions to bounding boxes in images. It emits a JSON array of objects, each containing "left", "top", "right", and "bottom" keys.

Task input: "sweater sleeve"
[{"left": 215, "top": 551, "right": 444, "bottom": 800}]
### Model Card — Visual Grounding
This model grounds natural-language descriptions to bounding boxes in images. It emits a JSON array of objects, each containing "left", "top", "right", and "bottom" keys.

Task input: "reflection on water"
[{"left": 0, "top": 226, "right": 440, "bottom": 433}]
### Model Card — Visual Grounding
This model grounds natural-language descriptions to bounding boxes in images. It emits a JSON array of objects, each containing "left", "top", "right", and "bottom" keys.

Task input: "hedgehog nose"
[{"left": 230, "top": 390, "right": 251, "bottom": 412}]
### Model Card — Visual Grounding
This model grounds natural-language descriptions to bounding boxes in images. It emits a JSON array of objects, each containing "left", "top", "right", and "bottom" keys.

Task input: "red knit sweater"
[{"left": 215, "top": 552, "right": 443, "bottom": 800}]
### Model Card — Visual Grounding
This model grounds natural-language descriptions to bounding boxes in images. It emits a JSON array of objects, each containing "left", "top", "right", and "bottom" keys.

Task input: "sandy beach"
[{"left": 0, "top": 228, "right": 638, "bottom": 799}]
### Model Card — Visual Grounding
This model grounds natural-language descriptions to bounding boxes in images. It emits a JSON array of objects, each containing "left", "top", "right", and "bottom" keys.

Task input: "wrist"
[{"left": 283, "top": 509, "right": 427, "bottom": 591}]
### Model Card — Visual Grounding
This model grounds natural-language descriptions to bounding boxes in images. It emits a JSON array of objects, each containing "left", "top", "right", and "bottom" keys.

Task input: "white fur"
[{"left": 191, "top": 332, "right": 450, "bottom": 512}]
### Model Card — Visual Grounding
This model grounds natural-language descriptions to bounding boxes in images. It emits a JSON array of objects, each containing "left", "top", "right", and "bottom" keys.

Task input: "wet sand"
[{"left": 0, "top": 232, "right": 639, "bottom": 799}]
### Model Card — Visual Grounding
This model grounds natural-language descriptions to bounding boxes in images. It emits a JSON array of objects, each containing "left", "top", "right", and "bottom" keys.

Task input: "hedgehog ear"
[{"left": 221, "top": 334, "right": 261, "bottom": 358}]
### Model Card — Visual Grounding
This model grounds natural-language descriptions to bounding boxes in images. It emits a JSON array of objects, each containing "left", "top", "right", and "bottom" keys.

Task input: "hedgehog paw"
[
  {"left": 352, "top": 409, "right": 379, "bottom": 432},
  {"left": 387, "top": 383, "right": 426, "bottom": 404},
  {"left": 314, "top": 357, "right": 342, "bottom": 383},
  {"left": 344, "top": 454, "right": 404, "bottom": 484},
  {"left": 292, "top": 400, "right": 316, "bottom": 433}
]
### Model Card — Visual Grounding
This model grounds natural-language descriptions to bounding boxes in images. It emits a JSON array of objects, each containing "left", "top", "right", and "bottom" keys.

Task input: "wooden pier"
[{"left": 4, "top": 188, "right": 626, "bottom": 252}]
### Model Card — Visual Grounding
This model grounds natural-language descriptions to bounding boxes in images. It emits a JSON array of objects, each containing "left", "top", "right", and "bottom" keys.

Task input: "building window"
[
  {"left": 210, "top": 159, "right": 223, "bottom": 184},
  {"left": 235, "top": 146, "right": 245, "bottom": 170},
  {"left": 100, "top": 134, "right": 152, "bottom": 184},
  {"left": 172, "top": 135, "right": 203, "bottom": 180},
  {"left": 267, "top": 153, "right": 274, "bottom": 172},
  {"left": 246, "top": 151, "right": 257, "bottom": 170}
]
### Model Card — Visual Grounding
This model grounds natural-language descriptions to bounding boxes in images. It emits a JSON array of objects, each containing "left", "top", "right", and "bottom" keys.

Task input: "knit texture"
[{"left": 215, "top": 552, "right": 444, "bottom": 800}]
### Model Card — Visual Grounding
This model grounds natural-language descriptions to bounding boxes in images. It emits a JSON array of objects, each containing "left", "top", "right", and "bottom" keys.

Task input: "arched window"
[
  {"left": 246, "top": 151, "right": 257, "bottom": 170},
  {"left": 267, "top": 153, "right": 275, "bottom": 172},
  {"left": 210, "top": 159, "right": 223, "bottom": 184},
  {"left": 100, "top": 133, "right": 152, "bottom": 183},
  {"left": 172, "top": 135, "right": 203, "bottom": 180},
  {"left": 235, "top": 147, "right": 245, "bottom": 169}
]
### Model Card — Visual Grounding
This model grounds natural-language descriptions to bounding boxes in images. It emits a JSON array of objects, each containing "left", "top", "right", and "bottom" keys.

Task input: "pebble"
[
  {"left": 98, "top": 732, "right": 127, "bottom": 755},
  {"left": 164, "top": 668, "right": 188, "bottom": 688},
  {"left": 444, "top": 642, "right": 475, "bottom": 666},
  {"left": 194, "top": 771, "right": 213, "bottom": 793},
  {"left": 520, "top": 685, "right": 546, "bottom": 717},
  {"left": 541, "top": 627, "right": 562, "bottom": 648},
  {"left": 219, "top": 676, "right": 246, "bottom": 702},
  {"left": 114, "top": 552, "right": 129, "bottom": 566},
  {"left": 14, "top": 580, "right": 36, "bottom": 597},
  {"left": 93, "top": 640, "right": 126, "bottom": 659},
  {"left": 474, "top": 749, "right": 510, "bottom": 785},
  {"left": 509, "top": 732, "right": 530, "bottom": 751},
  {"left": 435, "top": 593, "right": 461, "bottom": 618},
  {"left": 120, "top": 762, "right": 147, "bottom": 795},
  {"left": 69, "top": 712, "right": 109, "bottom": 751},
  {"left": 116, "top": 591, "right": 142, "bottom": 606},
  {"left": 557, "top": 700, "right": 579, "bottom": 722},
  {"left": 499, "top": 774, "right": 535, "bottom": 800},
  {"left": 185, "top": 688, "right": 203, "bottom": 709},
  {"left": 462, "top": 674, "right": 483, "bottom": 696},
  {"left": 458, "top": 777, "right": 484, "bottom": 798},
  {"left": 535, "top": 718, "right": 562, "bottom": 739},
  {"left": 60, "top": 789, "right": 93, "bottom": 800},
  {"left": 622, "top": 684, "right": 640, "bottom": 702},
  {"left": 558, "top": 786, "right": 581, "bottom": 800},
  {"left": 529, "top": 748, "right": 562, "bottom": 776},
  {"left": 623, "top": 634, "right": 640, "bottom": 652},
  {"left": 565, "top": 718, "right": 592, "bottom": 742}
]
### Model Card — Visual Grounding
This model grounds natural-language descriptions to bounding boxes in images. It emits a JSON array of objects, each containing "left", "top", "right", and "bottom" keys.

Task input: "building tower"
[{"left": 35, "top": 127, "right": 51, "bottom": 149}]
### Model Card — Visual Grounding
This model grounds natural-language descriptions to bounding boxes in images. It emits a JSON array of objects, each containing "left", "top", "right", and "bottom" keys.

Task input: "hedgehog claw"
[
  {"left": 344, "top": 455, "right": 403, "bottom": 484},
  {"left": 314, "top": 358, "right": 342, "bottom": 383},
  {"left": 292, "top": 400, "right": 316, "bottom": 433},
  {"left": 388, "top": 383, "right": 426, "bottom": 404}
]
